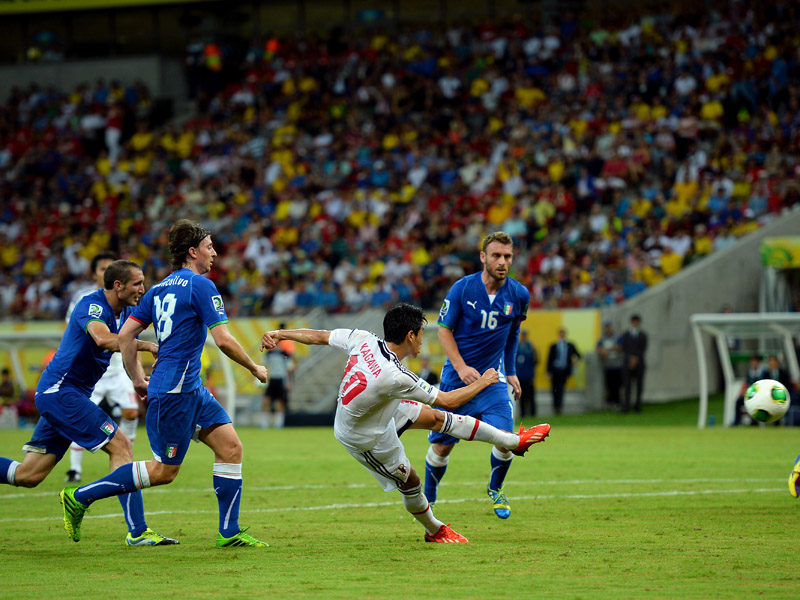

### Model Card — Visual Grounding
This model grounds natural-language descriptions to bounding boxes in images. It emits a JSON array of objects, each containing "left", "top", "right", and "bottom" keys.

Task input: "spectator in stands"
[{"left": 3, "top": 1, "right": 800, "bottom": 321}]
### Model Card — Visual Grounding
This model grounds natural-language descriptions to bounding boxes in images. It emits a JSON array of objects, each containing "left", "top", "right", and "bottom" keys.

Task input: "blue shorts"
[
  {"left": 26, "top": 388, "right": 118, "bottom": 460},
  {"left": 146, "top": 386, "right": 230, "bottom": 465},
  {"left": 428, "top": 381, "right": 514, "bottom": 446}
]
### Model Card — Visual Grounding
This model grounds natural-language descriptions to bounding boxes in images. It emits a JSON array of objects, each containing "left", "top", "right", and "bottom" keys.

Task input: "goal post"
[{"left": 690, "top": 313, "right": 800, "bottom": 428}]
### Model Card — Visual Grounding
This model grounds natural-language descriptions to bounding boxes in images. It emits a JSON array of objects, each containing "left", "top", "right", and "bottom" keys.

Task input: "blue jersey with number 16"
[
  {"left": 129, "top": 268, "right": 228, "bottom": 394},
  {"left": 437, "top": 272, "right": 529, "bottom": 388}
]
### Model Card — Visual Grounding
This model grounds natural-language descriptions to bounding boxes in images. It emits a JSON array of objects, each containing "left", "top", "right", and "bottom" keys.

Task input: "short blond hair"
[{"left": 481, "top": 231, "right": 513, "bottom": 252}]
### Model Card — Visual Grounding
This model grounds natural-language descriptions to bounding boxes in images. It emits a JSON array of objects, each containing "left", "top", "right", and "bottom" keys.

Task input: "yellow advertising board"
[
  {"left": 0, "top": 0, "right": 216, "bottom": 14},
  {"left": 414, "top": 308, "right": 601, "bottom": 391},
  {"left": 0, "top": 315, "right": 306, "bottom": 394},
  {"left": 761, "top": 236, "right": 800, "bottom": 268}
]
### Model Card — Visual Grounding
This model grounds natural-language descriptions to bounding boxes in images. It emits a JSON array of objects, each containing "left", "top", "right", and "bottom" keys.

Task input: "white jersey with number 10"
[{"left": 328, "top": 328, "right": 438, "bottom": 450}]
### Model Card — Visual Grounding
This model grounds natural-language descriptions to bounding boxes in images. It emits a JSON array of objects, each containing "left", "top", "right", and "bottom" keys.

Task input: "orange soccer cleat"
[
  {"left": 424, "top": 524, "right": 469, "bottom": 543},
  {"left": 512, "top": 423, "right": 551, "bottom": 456}
]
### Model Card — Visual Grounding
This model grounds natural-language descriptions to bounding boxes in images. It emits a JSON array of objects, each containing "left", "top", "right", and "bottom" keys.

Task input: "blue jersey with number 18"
[
  {"left": 437, "top": 272, "right": 529, "bottom": 388},
  {"left": 129, "top": 267, "right": 228, "bottom": 394}
]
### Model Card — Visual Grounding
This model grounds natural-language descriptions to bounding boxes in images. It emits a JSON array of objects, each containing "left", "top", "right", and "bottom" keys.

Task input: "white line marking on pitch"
[
  {"left": 0, "top": 487, "right": 784, "bottom": 524},
  {"left": 0, "top": 477, "right": 781, "bottom": 501}
]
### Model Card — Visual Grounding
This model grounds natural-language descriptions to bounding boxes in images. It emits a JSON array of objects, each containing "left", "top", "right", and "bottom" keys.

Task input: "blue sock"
[
  {"left": 74, "top": 461, "right": 150, "bottom": 506},
  {"left": 0, "top": 457, "right": 19, "bottom": 485},
  {"left": 424, "top": 446, "right": 449, "bottom": 504},
  {"left": 489, "top": 447, "right": 513, "bottom": 491},
  {"left": 119, "top": 491, "right": 147, "bottom": 537},
  {"left": 213, "top": 463, "right": 242, "bottom": 538}
]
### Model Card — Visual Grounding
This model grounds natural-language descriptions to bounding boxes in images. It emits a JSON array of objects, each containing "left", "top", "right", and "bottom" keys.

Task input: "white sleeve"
[
  {"left": 390, "top": 369, "right": 438, "bottom": 406},
  {"left": 328, "top": 328, "right": 369, "bottom": 352}
]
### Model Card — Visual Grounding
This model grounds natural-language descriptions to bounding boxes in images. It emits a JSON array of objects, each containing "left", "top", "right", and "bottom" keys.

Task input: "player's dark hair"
[
  {"left": 91, "top": 251, "right": 117, "bottom": 274},
  {"left": 383, "top": 303, "right": 426, "bottom": 344},
  {"left": 168, "top": 219, "right": 211, "bottom": 268},
  {"left": 482, "top": 231, "right": 513, "bottom": 252},
  {"left": 103, "top": 260, "right": 141, "bottom": 289}
]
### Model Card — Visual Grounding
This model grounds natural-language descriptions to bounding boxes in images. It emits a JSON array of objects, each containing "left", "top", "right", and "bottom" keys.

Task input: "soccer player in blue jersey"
[
  {"left": 59, "top": 220, "right": 270, "bottom": 548},
  {"left": 0, "top": 260, "right": 177, "bottom": 545},
  {"left": 424, "top": 231, "right": 550, "bottom": 519}
]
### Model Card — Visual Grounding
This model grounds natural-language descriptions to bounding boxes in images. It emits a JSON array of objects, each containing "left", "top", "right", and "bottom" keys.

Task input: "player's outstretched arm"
[
  {"left": 210, "top": 323, "right": 269, "bottom": 383},
  {"left": 433, "top": 368, "right": 499, "bottom": 410},
  {"left": 261, "top": 329, "right": 331, "bottom": 350}
]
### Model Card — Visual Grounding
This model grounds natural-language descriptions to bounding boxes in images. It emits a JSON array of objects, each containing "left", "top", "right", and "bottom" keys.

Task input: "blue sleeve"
[
  {"left": 193, "top": 277, "right": 229, "bottom": 329},
  {"left": 130, "top": 288, "right": 154, "bottom": 326},
  {"left": 73, "top": 295, "right": 108, "bottom": 333},
  {"left": 437, "top": 278, "right": 464, "bottom": 330}
]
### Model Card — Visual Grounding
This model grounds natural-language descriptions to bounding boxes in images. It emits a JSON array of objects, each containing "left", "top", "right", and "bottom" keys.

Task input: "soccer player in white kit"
[
  {"left": 65, "top": 252, "right": 140, "bottom": 483},
  {"left": 261, "top": 303, "right": 550, "bottom": 543}
]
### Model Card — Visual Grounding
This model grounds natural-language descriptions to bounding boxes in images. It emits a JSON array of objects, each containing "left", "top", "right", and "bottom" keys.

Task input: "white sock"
[
  {"left": 491, "top": 446, "right": 514, "bottom": 462},
  {"left": 212, "top": 462, "right": 243, "bottom": 479},
  {"left": 400, "top": 484, "right": 443, "bottom": 534},
  {"left": 7, "top": 460, "right": 19, "bottom": 485},
  {"left": 69, "top": 443, "right": 83, "bottom": 474},
  {"left": 438, "top": 413, "right": 518, "bottom": 450},
  {"left": 273, "top": 412, "right": 285, "bottom": 429},
  {"left": 425, "top": 445, "right": 449, "bottom": 467},
  {"left": 259, "top": 412, "right": 270, "bottom": 429},
  {"left": 132, "top": 461, "right": 151, "bottom": 489},
  {"left": 120, "top": 417, "right": 138, "bottom": 443}
]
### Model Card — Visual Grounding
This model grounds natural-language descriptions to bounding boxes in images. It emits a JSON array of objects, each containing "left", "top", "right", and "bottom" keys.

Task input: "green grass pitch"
[{"left": 0, "top": 397, "right": 798, "bottom": 599}]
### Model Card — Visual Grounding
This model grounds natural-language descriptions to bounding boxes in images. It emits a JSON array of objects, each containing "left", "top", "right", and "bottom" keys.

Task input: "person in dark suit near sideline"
[
  {"left": 546, "top": 328, "right": 581, "bottom": 415},
  {"left": 620, "top": 314, "right": 648, "bottom": 413}
]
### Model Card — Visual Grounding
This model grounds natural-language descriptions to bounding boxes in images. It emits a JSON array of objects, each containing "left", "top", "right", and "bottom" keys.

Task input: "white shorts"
[
  {"left": 394, "top": 400, "right": 423, "bottom": 435},
  {"left": 338, "top": 423, "right": 413, "bottom": 492},
  {"left": 90, "top": 371, "right": 138, "bottom": 411}
]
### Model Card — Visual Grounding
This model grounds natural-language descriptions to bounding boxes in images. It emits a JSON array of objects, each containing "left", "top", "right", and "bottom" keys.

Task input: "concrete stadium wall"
[
  {"left": 601, "top": 207, "right": 800, "bottom": 402},
  {"left": 0, "top": 55, "right": 187, "bottom": 103}
]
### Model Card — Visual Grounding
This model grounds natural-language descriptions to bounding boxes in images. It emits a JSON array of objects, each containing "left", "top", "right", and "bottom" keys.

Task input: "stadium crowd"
[{"left": 1, "top": 0, "right": 799, "bottom": 320}]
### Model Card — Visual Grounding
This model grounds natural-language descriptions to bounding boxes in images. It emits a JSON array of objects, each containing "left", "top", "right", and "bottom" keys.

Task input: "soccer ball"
[{"left": 744, "top": 379, "right": 790, "bottom": 423}]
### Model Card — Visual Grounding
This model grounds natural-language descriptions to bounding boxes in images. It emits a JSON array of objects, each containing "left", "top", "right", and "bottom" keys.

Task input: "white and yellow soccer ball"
[{"left": 744, "top": 379, "right": 791, "bottom": 423}]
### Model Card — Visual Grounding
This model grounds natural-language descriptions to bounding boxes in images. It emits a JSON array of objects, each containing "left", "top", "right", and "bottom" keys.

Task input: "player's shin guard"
[
  {"left": 74, "top": 460, "right": 151, "bottom": 506},
  {"left": 489, "top": 447, "right": 513, "bottom": 492},
  {"left": 119, "top": 491, "right": 147, "bottom": 537},
  {"left": 437, "top": 413, "right": 518, "bottom": 449},
  {"left": 119, "top": 417, "right": 138, "bottom": 443},
  {"left": 424, "top": 446, "right": 449, "bottom": 504},
  {"left": 400, "top": 484, "right": 443, "bottom": 535},
  {"left": 213, "top": 463, "right": 242, "bottom": 538},
  {"left": 0, "top": 457, "right": 19, "bottom": 485}
]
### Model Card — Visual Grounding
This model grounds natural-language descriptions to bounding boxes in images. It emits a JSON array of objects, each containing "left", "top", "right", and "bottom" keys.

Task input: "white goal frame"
[{"left": 690, "top": 313, "right": 800, "bottom": 428}]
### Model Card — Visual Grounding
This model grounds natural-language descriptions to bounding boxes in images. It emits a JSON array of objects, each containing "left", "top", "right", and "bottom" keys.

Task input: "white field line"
[
  {"left": 0, "top": 485, "right": 785, "bottom": 524},
  {"left": 0, "top": 477, "right": 782, "bottom": 501}
]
